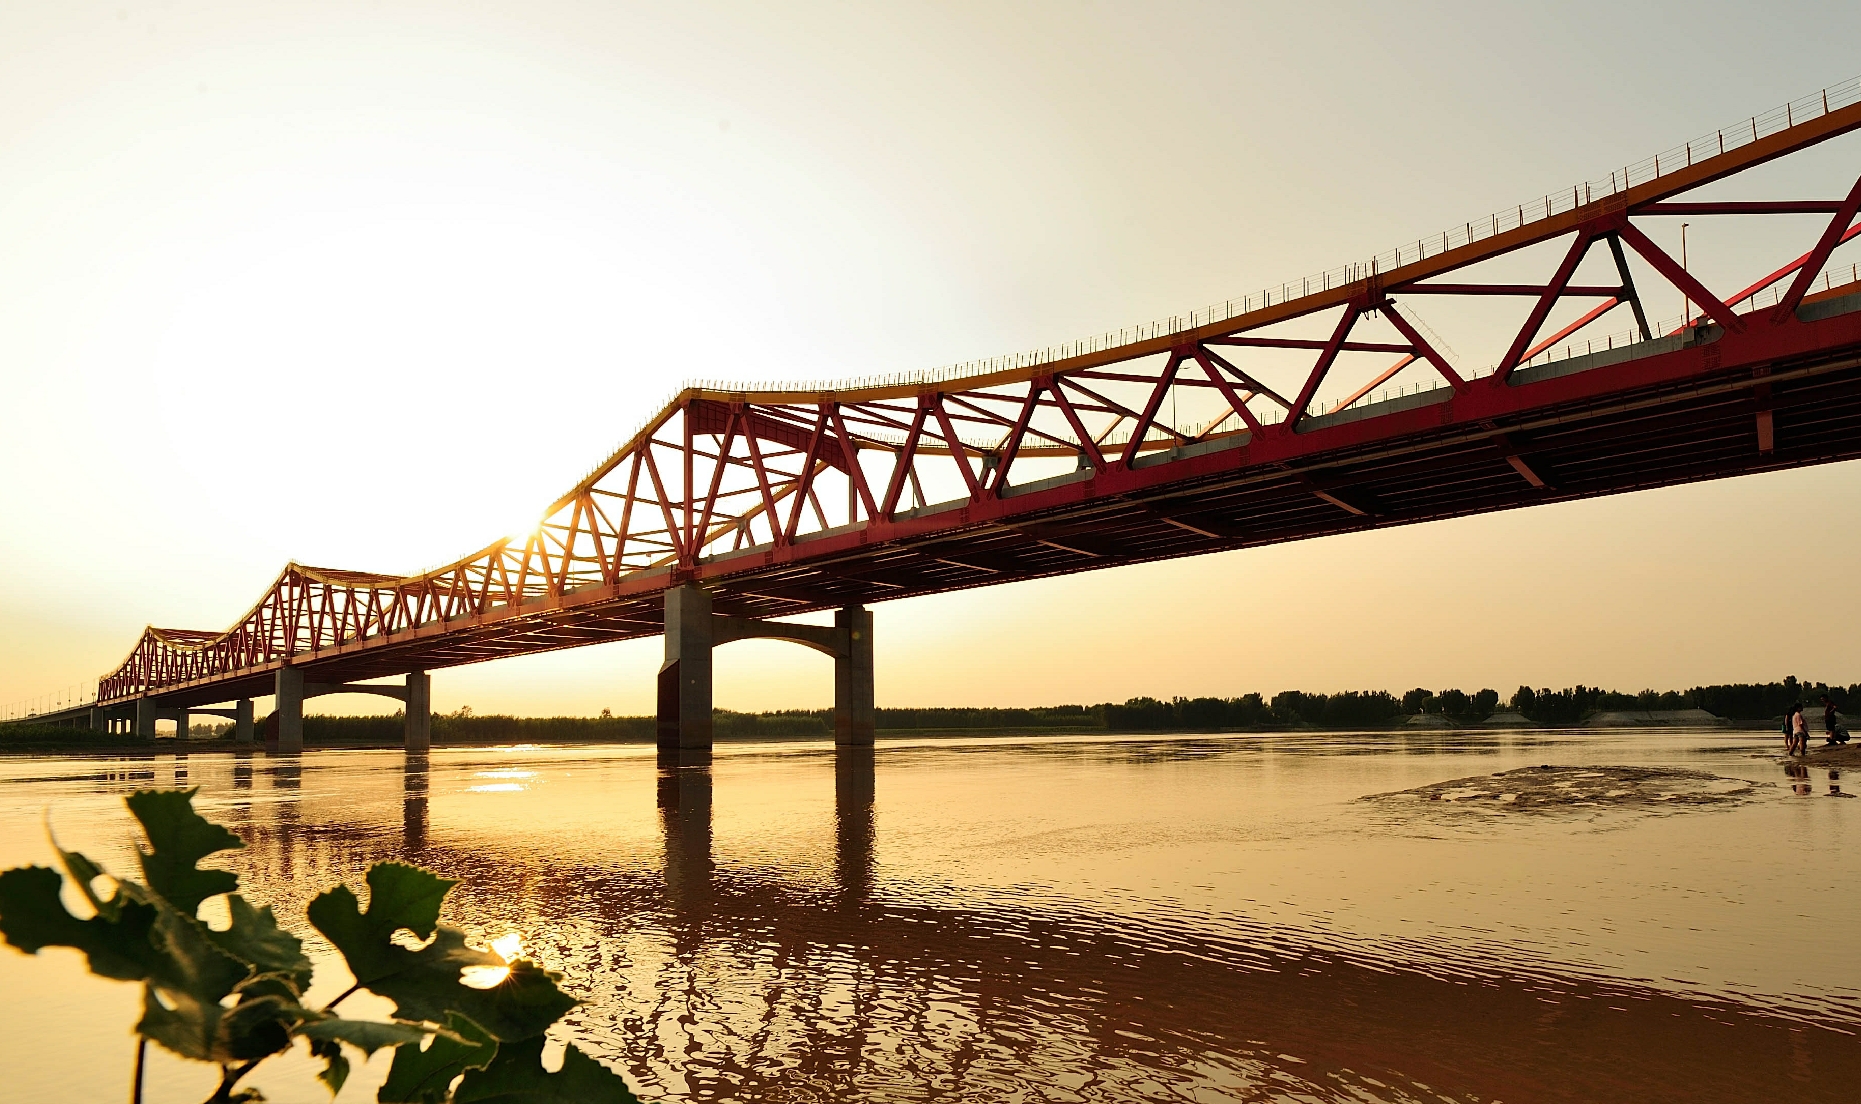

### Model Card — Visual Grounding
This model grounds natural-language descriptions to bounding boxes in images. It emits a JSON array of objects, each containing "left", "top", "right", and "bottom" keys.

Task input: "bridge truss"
[{"left": 96, "top": 81, "right": 1861, "bottom": 709}]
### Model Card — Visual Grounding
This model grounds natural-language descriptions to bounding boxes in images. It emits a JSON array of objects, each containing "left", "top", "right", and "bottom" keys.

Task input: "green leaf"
[
  {"left": 219, "top": 992, "right": 300, "bottom": 1059},
  {"left": 50, "top": 837, "right": 120, "bottom": 921},
  {"left": 313, "top": 863, "right": 456, "bottom": 950},
  {"left": 309, "top": 1036, "right": 350, "bottom": 1096},
  {"left": 126, "top": 789, "right": 243, "bottom": 916},
  {"left": 409, "top": 958, "right": 578, "bottom": 1045},
  {"left": 0, "top": 865, "right": 163, "bottom": 981},
  {"left": 453, "top": 1036, "right": 641, "bottom": 1103},
  {"left": 306, "top": 864, "right": 471, "bottom": 991},
  {"left": 137, "top": 981, "right": 299, "bottom": 1063},
  {"left": 133, "top": 902, "right": 289, "bottom": 1063},
  {"left": 212, "top": 894, "right": 312, "bottom": 992},
  {"left": 309, "top": 864, "right": 574, "bottom": 1041},
  {"left": 144, "top": 896, "right": 249, "bottom": 1002},
  {"left": 298, "top": 1016, "right": 430, "bottom": 1056},
  {"left": 378, "top": 1012, "right": 498, "bottom": 1104}
]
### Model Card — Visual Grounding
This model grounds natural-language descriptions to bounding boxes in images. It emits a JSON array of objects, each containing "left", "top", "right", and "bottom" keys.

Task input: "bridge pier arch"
[{"left": 656, "top": 583, "right": 877, "bottom": 753}]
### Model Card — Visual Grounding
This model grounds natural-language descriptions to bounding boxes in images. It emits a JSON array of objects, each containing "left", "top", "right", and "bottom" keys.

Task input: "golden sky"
[{"left": 2, "top": 1, "right": 1858, "bottom": 717}]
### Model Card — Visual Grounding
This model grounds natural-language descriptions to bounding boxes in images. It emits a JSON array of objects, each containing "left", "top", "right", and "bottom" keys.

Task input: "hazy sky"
[{"left": 3, "top": 1, "right": 1859, "bottom": 717}]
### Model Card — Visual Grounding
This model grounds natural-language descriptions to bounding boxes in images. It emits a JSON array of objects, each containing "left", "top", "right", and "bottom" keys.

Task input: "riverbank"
[{"left": 1795, "top": 741, "right": 1861, "bottom": 768}]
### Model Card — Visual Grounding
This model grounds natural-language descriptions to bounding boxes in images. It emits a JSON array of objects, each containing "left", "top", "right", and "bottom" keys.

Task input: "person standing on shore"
[
  {"left": 1820, "top": 694, "right": 1850, "bottom": 746},
  {"left": 1793, "top": 703, "right": 1811, "bottom": 755},
  {"left": 1784, "top": 704, "right": 1801, "bottom": 755}
]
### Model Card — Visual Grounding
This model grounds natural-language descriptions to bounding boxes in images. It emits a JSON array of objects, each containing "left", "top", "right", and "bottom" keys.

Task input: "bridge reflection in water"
[{"left": 164, "top": 747, "right": 1857, "bottom": 1104}]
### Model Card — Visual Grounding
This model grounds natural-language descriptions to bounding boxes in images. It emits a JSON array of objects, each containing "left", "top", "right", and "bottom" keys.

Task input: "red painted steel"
[{"left": 95, "top": 92, "right": 1861, "bottom": 709}]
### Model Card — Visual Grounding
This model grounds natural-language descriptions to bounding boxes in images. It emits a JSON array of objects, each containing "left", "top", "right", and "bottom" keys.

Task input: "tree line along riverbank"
[{"left": 3, "top": 677, "right": 1851, "bottom": 752}]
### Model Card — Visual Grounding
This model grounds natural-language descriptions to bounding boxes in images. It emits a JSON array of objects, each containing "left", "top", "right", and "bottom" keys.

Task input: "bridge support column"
[
  {"left": 658, "top": 584, "right": 714, "bottom": 752},
  {"left": 834, "top": 605, "right": 875, "bottom": 746},
  {"left": 657, "top": 587, "right": 877, "bottom": 751},
  {"left": 234, "top": 699, "right": 253, "bottom": 743},
  {"left": 275, "top": 668, "right": 304, "bottom": 754},
  {"left": 405, "top": 670, "right": 430, "bottom": 753},
  {"left": 174, "top": 712, "right": 190, "bottom": 742},
  {"left": 135, "top": 698, "right": 157, "bottom": 741},
  {"left": 88, "top": 707, "right": 103, "bottom": 732}
]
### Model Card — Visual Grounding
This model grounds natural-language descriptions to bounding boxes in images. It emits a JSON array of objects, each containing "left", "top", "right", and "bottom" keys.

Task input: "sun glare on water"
[{"left": 460, "top": 933, "right": 526, "bottom": 989}]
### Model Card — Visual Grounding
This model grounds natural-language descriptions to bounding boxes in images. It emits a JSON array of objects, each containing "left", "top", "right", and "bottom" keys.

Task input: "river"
[{"left": 0, "top": 728, "right": 1855, "bottom": 1102}]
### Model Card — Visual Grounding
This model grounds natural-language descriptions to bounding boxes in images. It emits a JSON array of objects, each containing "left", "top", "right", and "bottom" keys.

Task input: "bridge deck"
[{"left": 128, "top": 289, "right": 1861, "bottom": 710}]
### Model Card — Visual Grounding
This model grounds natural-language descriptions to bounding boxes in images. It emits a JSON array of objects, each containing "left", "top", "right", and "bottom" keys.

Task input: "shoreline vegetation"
[{"left": 3, "top": 678, "right": 1852, "bottom": 755}]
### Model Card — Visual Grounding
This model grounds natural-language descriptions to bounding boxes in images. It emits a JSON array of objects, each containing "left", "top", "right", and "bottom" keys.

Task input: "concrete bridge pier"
[
  {"left": 135, "top": 697, "right": 158, "bottom": 740},
  {"left": 405, "top": 670, "right": 431, "bottom": 753},
  {"left": 275, "top": 667, "right": 304, "bottom": 753},
  {"left": 234, "top": 699, "right": 253, "bottom": 743},
  {"left": 656, "top": 583, "right": 877, "bottom": 753},
  {"left": 657, "top": 585, "right": 715, "bottom": 751},
  {"left": 835, "top": 606, "right": 875, "bottom": 746}
]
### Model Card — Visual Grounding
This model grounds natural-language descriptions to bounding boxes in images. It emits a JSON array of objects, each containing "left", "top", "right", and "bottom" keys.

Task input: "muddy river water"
[{"left": 0, "top": 728, "right": 1855, "bottom": 1102}]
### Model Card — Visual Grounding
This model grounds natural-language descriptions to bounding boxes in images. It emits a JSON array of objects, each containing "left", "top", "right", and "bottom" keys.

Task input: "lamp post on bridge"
[{"left": 1681, "top": 222, "right": 1690, "bottom": 327}]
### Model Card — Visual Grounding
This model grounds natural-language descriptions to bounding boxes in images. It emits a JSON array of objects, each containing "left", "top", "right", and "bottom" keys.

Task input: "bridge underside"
[{"left": 129, "top": 299, "right": 1861, "bottom": 712}]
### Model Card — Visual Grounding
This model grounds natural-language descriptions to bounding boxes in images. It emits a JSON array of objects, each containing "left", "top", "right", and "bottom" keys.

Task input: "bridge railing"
[{"left": 2, "top": 683, "right": 100, "bottom": 723}]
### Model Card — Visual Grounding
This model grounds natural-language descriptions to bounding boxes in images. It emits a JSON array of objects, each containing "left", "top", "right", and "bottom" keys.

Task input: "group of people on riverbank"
[{"left": 1783, "top": 695, "right": 1852, "bottom": 755}]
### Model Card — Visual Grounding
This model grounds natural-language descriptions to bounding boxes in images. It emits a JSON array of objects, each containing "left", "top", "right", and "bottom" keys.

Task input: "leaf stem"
[
  {"left": 324, "top": 982, "right": 362, "bottom": 1011},
  {"left": 204, "top": 1058, "right": 263, "bottom": 1104},
  {"left": 130, "top": 1037, "right": 146, "bottom": 1104}
]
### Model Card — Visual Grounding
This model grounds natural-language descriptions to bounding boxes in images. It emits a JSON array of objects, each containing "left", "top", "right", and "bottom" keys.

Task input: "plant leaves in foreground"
[
  {"left": 307, "top": 865, "right": 574, "bottom": 1041},
  {"left": 453, "top": 1036, "right": 642, "bottom": 1104},
  {"left": 298, "top": 1016, "right": 431, "bottom": 1055},
  {"left": 50, "top": 836, "right": 120, "bottom": 921},
  {"left": 0, "top": 865, "right": 163, "bottom": 980},
  {"left": 131, "top": 888, "right": 269, "bottom": 1062},
  {"left": 4, "top": 791, "right": 619, "bottom": 1102},
  {"left": 126, "top": 788, "right": 243, "bottom": 916},
  {"left": 378, "top": 1012, "right": 499, "bottom": 1104},
  {"left": 309, "top": 1035, "right": 350, "bottom": 1096},
  {"left": 212, "top": 893, "right": 313, "bottom": 993},
  {"left": 298, "top": 1016, "right": 432, "bottom": 1096}
]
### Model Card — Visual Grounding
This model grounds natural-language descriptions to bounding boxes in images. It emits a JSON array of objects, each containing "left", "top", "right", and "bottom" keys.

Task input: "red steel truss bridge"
[{"left": 39, "top": 80, "right": 1861, "bottom": 749}]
